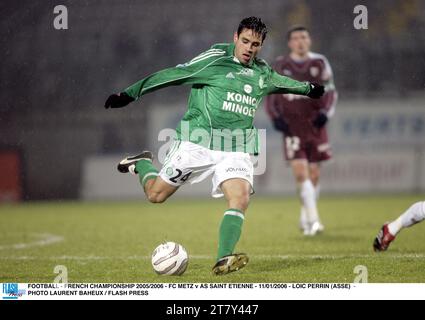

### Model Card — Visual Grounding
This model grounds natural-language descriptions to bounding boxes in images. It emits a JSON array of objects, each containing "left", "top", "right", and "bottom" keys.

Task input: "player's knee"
[
  {"left": 294, "top": 173, "right": 308, "bottom": 184},
  {"left": 147, "top": 191, "right": 167, "bottom": 204}
]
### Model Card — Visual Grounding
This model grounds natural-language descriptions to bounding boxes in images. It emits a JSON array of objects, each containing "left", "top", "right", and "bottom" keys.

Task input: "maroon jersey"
[{"left": 265, "top": 52, "right": 338, "bottom": 162}]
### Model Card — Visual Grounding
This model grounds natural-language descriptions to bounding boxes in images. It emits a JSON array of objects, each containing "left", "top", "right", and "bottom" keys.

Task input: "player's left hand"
[
  {"left": 307, "top": 82, "right": 325, "bottom": 99},
  {"left": 312, "top": 110, "right": 328, "bottom": 128},
  {"left": 104, "top": 92, "right": 135, "bottom": 109}
]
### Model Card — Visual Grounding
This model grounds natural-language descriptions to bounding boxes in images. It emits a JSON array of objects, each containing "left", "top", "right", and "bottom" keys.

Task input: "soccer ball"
[{"left": 151, "top": 242, "right": 188, "bottom": 275}]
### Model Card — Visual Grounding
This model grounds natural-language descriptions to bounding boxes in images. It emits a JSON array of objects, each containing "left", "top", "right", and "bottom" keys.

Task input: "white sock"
[
  {"left": 299, "top": 180, "right": 319, "bottom": 224},
  {"left": 387, "top": 201, "right": 425, "bottom": 235},
  {"left": 315, "top": 184, "right": 320, "bottom": 200}
]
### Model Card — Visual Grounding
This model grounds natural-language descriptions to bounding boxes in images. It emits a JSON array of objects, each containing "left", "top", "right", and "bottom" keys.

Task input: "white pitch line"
[
  {"left": 1, "top": 254, "right": 425, "bottom": 260},
  {"left": 0, "top": 233, "right": 64, "bottom": 250}
]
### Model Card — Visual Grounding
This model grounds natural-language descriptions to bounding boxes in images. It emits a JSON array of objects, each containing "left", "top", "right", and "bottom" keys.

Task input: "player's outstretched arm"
[
  {"left": 267, "top": 70, "right": 324, "bottom": 99},
  {"left": 104, "top": 48, "right": 226, "bottom": 109}
]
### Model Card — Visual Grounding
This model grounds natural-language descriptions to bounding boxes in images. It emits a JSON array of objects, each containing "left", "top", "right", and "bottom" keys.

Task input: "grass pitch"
[{"left": 1, "top": 195, "right": 424, "bottom": 283}]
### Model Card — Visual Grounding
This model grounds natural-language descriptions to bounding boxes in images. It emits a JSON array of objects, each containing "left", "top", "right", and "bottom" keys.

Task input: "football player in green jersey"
[{"left": 105, "top": 17, "right": 324, "bottom": 275}]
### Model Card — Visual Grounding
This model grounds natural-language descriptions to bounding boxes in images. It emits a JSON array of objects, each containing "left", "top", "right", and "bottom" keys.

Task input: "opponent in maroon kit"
[{"left": 265, "top": 26, "right": 338, "bottom": 236}]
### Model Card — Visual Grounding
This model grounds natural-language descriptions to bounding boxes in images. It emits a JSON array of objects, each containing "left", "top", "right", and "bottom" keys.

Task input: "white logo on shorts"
[
  {"left": 225, "top": 167, "right": 248, "bottom": 173},
  {"left": 166, "top": 167, "right": 173, "bottom": 176}
]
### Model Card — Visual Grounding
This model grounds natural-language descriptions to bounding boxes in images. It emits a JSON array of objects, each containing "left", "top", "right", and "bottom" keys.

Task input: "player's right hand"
[
  {"left": 104, "top": 92, "right": 135, "bottom": 109},
  {"left": 307, "top": 82, "right": 325, "bottom": 99},
  {"left": 273, "top": 118, "right": 290, "bottom": 135}
]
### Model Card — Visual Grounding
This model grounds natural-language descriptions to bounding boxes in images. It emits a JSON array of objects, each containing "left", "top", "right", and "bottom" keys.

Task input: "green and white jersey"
[{"left": 124, "top": 43, "right": 311, "bottom": 154}]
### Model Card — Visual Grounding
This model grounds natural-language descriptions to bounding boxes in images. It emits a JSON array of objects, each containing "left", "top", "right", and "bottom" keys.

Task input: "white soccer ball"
[{"left": 151, "top": 242, "right": 188, "bottom": 275}]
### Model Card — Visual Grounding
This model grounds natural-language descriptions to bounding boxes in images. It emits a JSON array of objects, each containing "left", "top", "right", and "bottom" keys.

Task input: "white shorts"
[{"left": 159, "top": 141, "right": 254, "bottom": 198}]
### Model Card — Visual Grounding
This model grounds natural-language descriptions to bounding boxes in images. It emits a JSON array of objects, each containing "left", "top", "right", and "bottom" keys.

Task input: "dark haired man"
[
  {"left": 266, "top": 26, "right": 337, "bottom": 236},
  {"left": 105, "top": 17, "right": 324, "bottom": 275}
]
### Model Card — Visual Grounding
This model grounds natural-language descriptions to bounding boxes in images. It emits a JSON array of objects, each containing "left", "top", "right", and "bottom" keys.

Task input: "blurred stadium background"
[{"left": 1, "top": 0, "right": 425, "bottom": 202}]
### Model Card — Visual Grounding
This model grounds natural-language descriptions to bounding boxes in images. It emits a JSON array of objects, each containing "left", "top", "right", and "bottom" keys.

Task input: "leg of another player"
[
  {"left": 308, "top": 162, "right": 324, "bottom": 231},
  {"left": 308, "top": 162, "right": 321, "bottom": 193},
  {"left": 374, "top": 201, "right": 425, "bottom": 251},
  {"left": 291, "top": 159, "right": 320, "bottom": 235},
  {"left": 388, "top": 201, "right": 425, "bottom": 235},
  {"left": 217, "top": 178, "right": 251, "bottom": 260},
  {"left": 292, "top": 160, "right": 309, "bottom": 230},
  {"left": 135, "top": 160, "right": 178, "bottom": 203}
]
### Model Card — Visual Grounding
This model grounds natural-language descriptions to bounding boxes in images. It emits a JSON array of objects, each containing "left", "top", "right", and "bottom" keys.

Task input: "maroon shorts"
[{"left": 283, "top": 135, "right": 332, "bottom": 163}]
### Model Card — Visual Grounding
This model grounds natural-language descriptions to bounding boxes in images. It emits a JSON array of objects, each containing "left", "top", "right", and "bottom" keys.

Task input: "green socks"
[
  {"left": 217, "top": 209, "right": 245, "bottom": 260},
  {"left": 135, "top": 159, "right": 159, "bottom": 188}
]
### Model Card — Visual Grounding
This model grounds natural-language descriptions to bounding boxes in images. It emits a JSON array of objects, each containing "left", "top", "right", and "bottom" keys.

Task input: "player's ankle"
[{"left": 387, "top": 218, "right": 403, "bottom": 236}]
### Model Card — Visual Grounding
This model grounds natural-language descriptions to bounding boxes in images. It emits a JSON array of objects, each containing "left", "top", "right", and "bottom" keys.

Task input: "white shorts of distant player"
[{"left": 159, "top": 141, "right": 254, "bottom": 198}]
